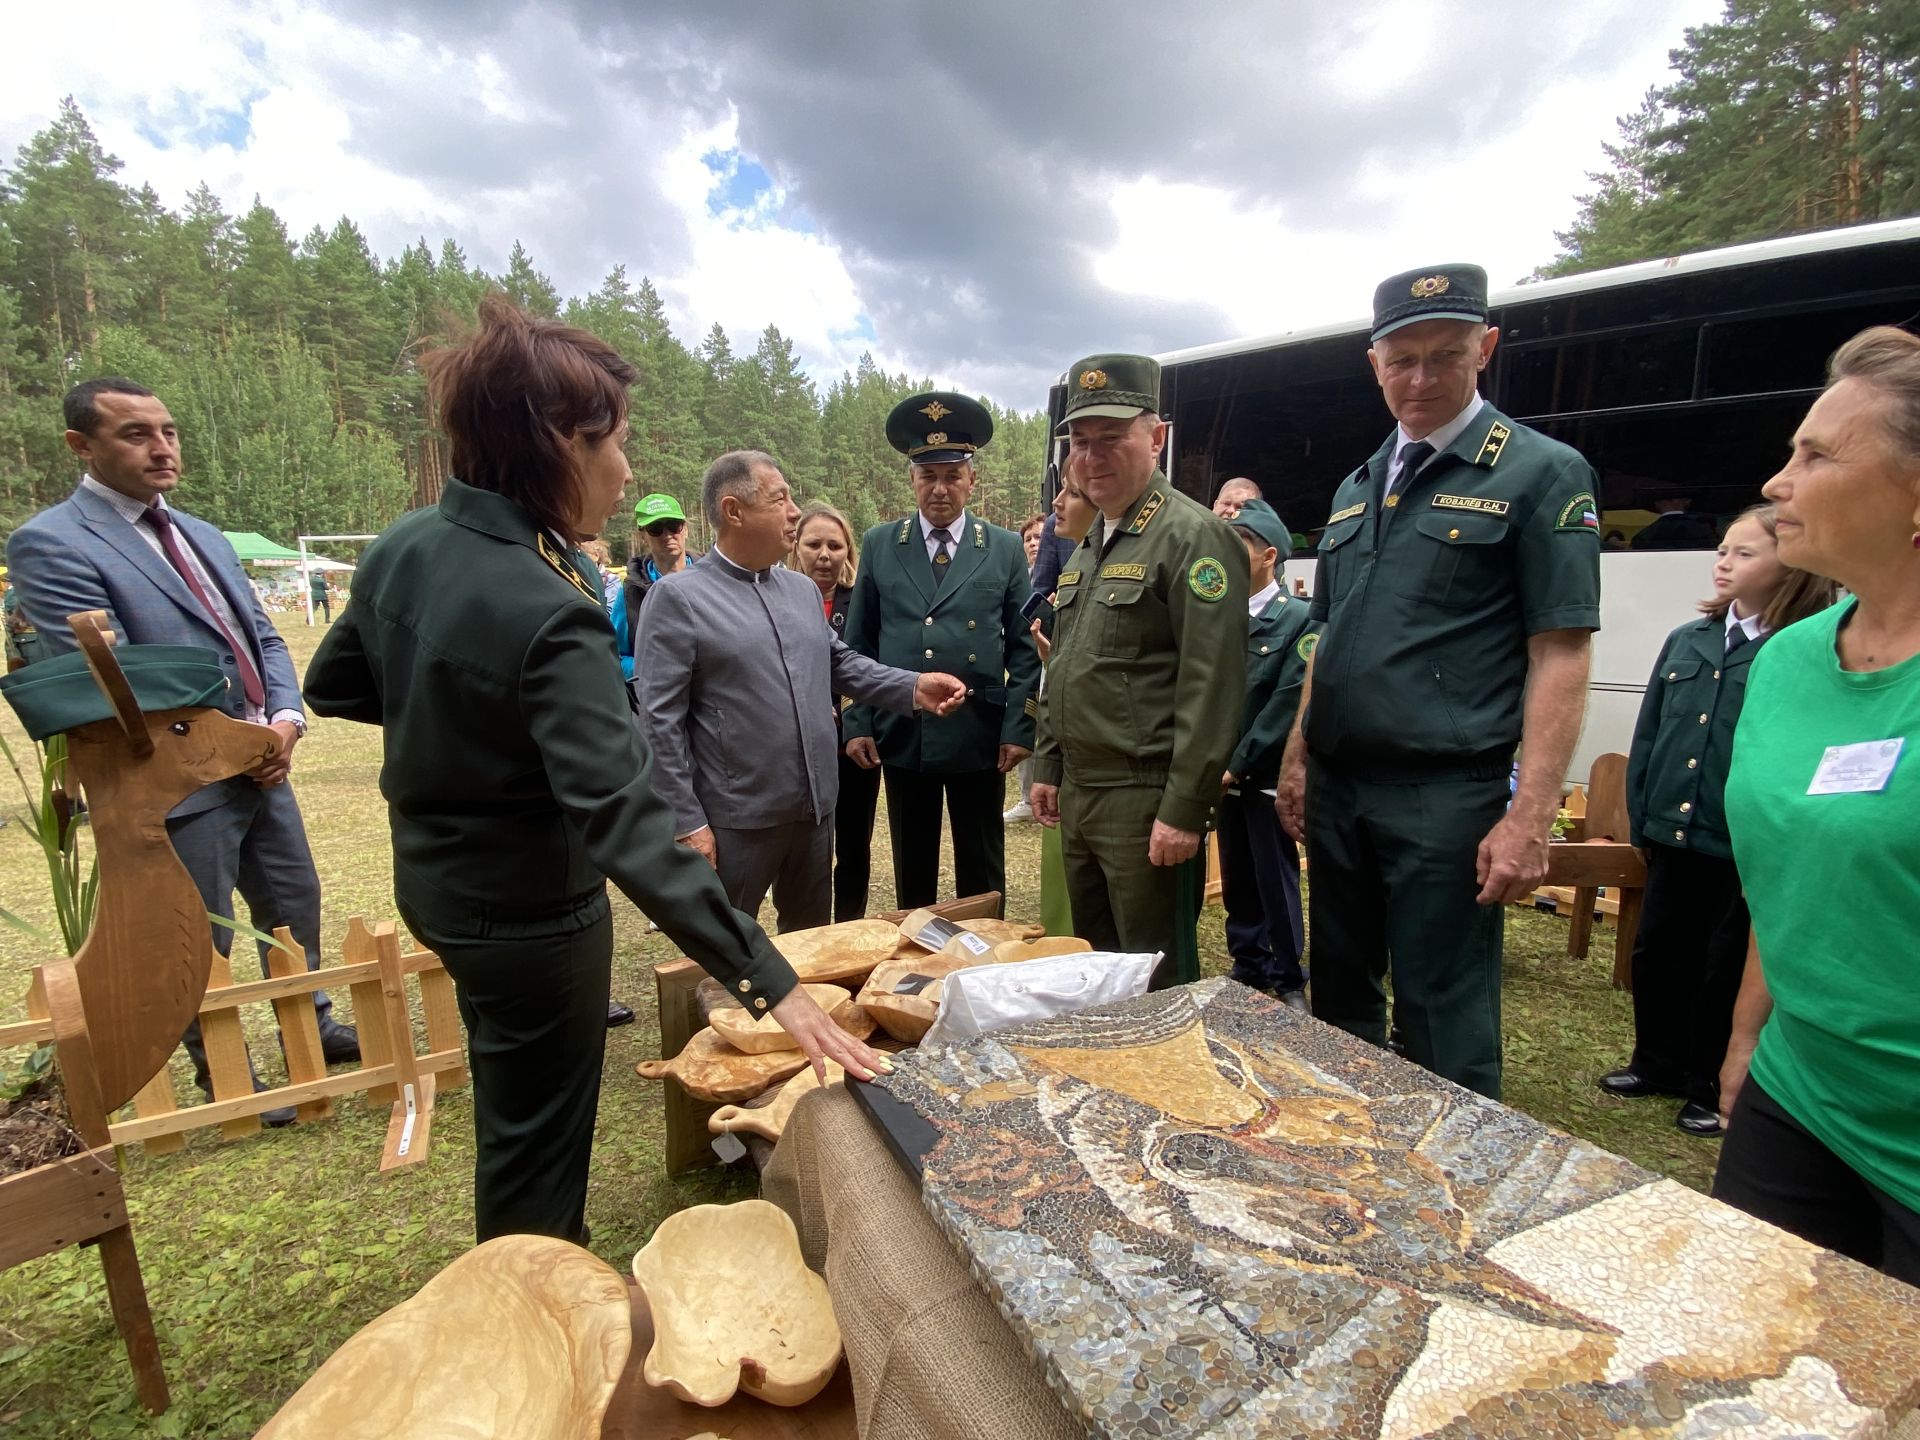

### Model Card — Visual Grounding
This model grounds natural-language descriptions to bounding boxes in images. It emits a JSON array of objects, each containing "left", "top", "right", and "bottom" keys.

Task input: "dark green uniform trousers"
[
  {"left": 1305, "top": 759, "right": 1509, "bottom": 1098},
  {"left": 404, "top": 892, "right": 612, "bottom": 1244},
  {"left": 1060, "top": 784, "right": 1203, "bottom": 990}
]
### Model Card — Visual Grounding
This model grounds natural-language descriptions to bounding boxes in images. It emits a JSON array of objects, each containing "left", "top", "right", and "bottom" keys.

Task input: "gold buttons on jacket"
[
  {"left": 1668, "top": 671, "right": 1679, "bottom": 681},
  {"left": 924, "top": 648, "right": 934, "bottom": 658},
  {"left": 1713, "top": 669, "right": 1721, "bottom": 680},
  {"left": 1675, "top": 829, "right": 1685, "bottom": 841},
  {"left": 1698, "top": 713, "right": 1709, "bottom": 724},
  {"left": 924, "top": 616, "right": 933, "bottom": 626},
  {"left": 1687, "top": 758, "right": 1698, "bottom": 769},
  {"left": 967, "top": 653, "right": 976, "bottom": 662},
  {"left": 1680, "top": 802, "right": 1692, "bottom": 813},
  {"left": 1448, "top": 528, "right": 1460, "bottom": 540},
  {"left": 1259, "top": 645, "right": 1270, "bottom": 654},
  {"left": 753, "top": 997, "right": 767, "bottom": 1010},
  {"left": 737, "top": 980, "right": 751, "bottom": 993},
  {"left": 966, "top": 620, "right": 976, "bottom": 630}
]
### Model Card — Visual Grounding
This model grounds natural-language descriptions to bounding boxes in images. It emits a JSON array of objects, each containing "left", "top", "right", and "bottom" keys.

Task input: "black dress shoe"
[
  {"left": 316, "top": 1019, "right": 361, "bottom": 1065},
  {"left": 1675, "top": 1101, "right": 1724, "bottom": 1136},
  {"left": 1274, "top": 987, "right": 1310, "bottom": 1014},
  {"left": 606, "top": 1001, "right": 636, "bottom": 1028},
  {"left": 1597, "top": 1068, "right": 1685, "bottom": 1098}
]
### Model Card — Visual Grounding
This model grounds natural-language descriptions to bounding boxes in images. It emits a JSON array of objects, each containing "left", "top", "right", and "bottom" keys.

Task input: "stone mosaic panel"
[{"left": 871, "top": 978, "right": 1920, "bottom": 1439}]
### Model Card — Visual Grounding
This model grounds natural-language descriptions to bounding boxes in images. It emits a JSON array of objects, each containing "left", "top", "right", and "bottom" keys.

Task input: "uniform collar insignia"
[
  {"left": 1474, "top": 419, "right": 1512, "bottom": 467},
  {"left": 1126, "top": 487, "right": 1166, "bottom": 535},
  {"left": 898, "top": 517, "right": 914, "bottom": 543},
  {"left": 536, "top": 533, "right": 599, "bottom": 601},
  {"left": 973, "top": 521, "right": 985, "bottom": 548}
]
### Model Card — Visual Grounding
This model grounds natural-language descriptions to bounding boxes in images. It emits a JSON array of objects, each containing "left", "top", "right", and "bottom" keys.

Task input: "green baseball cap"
[
  {"left": 1228, "top": 499, "right": 1295, "bottom": 554},
  {"left": 1056, "top": 353, "right": 1161, "bottom": 434},
  {"left": 632, "top": 493, "right": 687, "bottom": 529},
  {"left": 0, "top": 645, "right": 230, "bottom": 740},
  {"left": 1371, "top": 263, "right": 1489, "bottom": 342}
]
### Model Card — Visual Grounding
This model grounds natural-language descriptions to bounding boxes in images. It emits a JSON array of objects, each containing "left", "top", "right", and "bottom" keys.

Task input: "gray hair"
[
  {"left": 702, "top": 449, "right": 780, "bottom": 529},
  {"left": 1218, "top": 477, "right": 1261, "bottom": 502}
]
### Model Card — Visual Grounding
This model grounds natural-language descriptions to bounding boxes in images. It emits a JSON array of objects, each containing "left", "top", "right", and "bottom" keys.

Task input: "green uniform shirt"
[
  {"left": 303, "top": 478, "right": 799, "bottom": 1012},
  {"left": 1032, "top": 477, "right": 1248, "bottom": 832},
  {"left": 843, "top": 513, "right": 1041, "bottom": 770},
  {"left": 1306, "top": 402, "right": 1601, "bottom": 775},
  {"left": 1625, "top": 615, "right": 1764, "bottom": 858},
  {"left": 1228, "top": 592, "right": 1320, "bottom": 792},
  {"left": 1729, "top": 599, "right": 1920, "bottom": 1210}
]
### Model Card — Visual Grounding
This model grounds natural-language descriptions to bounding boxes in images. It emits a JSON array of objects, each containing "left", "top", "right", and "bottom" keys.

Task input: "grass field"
[{"left": 0, "top": 619, "right": 1715, "bottom": 1438}]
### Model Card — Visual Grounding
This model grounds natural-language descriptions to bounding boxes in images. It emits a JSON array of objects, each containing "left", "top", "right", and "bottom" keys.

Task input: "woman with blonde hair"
[
  {"left": 1713, "top": 326, "right": 1920, "bottom": 1282},
  {"left": 1601, "top": 503, "right": 1834, "bottom": 1136},
  {"left": 788, "top": 501, "right": 876, "bottom": 920}
]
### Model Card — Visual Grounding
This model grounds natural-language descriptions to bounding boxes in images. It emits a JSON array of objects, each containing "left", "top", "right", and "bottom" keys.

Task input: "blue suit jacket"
[{"left": 6, "top": 482, "right": 302, "bottom": 816}]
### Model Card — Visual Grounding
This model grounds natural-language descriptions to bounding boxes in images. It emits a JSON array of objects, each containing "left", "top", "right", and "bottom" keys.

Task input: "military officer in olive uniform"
[
  {"left": 843, "top": 392, "right": 1041, "bottom": 908},
  {"left": 1277, "top": 264, "right": 1601, "bottom": 1100},
  {"left": 1218, "top": 500, "right": 1319, "bottom": 1004},
  {"left": 1031, "top": 354, "right": 1248, "bottom": 988}
]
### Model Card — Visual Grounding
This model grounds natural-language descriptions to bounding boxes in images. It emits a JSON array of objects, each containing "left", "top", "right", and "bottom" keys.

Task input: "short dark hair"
[
  {"left": 423, "top": 295, "right": 636, "bottom": 537},
  {"left": 64, "top": 377, "right": 156, "bottom": 435}
]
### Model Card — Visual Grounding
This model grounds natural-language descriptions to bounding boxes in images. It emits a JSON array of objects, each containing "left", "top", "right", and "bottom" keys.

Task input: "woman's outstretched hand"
[{"left": 771, "top": 986, "right": 892, "bottom": 1083}]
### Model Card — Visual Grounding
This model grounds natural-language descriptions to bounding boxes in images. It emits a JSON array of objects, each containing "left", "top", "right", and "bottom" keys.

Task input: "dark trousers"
[
  {"left": 311, "top": 596, "right": 330, "bottom": 622},
  {"left": 1060, "top": 783, "right": 1203, "bottom": 990},
  {"left": 833, "top": 751, "right": 882, "bottom": 923},
  {"left": 1626, "top": 843, "right": 1749, "bottom": 1107},
  {"left": 712, "top": 815, "right": 833, "bottom": 933},
  {"left": 882, "top": 765, "right": 1004, "bottom": 909},
  {"left": 1305, "top": 759, "right": 1509, "bottom": 1098},
  {"left": 167, "top": 781, "right": 331, "bottom": 1081},
  {"left": 407, "top": 895, "right": 612, "bottom": 1245},
  {"left": 1217, "top": 787, "right": 1304, "bottom": 993},
  {"left": 1713, "top": 1076, "right": 1920, "bottom": 1286}
]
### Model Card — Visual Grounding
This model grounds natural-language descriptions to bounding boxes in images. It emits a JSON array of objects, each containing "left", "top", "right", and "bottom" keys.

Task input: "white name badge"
[{"left": 1806, "top": 737, "right": 1906, "bottom": 795}]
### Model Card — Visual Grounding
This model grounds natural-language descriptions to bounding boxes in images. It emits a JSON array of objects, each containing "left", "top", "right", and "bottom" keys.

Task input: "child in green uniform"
[{"left": 1602, "top": 504, "right": 1834, "bottom": 1134}]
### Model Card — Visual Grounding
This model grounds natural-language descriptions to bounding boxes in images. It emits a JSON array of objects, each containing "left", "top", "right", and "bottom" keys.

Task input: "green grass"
[{"left": 0, "top": 620, "right": 1711, "bottom": 1437}]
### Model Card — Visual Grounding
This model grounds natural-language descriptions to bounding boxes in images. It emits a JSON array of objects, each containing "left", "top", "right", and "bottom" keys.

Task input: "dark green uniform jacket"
[
  {"left": 1033, "top": 477, "right": 1248, "bottom": 832},
  {"left": 303, "top": 478, "right": 798, "bottom": 1011},
  {"left": 843, "top": 514, "right": 1040, "bottom": 770},
  {"left": 1306, "top": 403, "right": 1601, "bottom": 776},
  {"left": 1626, "top": 615, "right": 1764, "bottom": 859},
  {"left": 1228, "top": 592, "right": 1320, "bottom": 792}
]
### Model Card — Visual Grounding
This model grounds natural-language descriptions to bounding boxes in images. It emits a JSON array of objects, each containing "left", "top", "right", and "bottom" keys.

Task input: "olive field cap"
[
  {"left": 888, "top": 392, "right": 994, "bottom": 465},
  {"left": 1056, "top": 353, "right": 1161, "bottom": 433},
  {"left": 1371, "top": 264, "right": 1490, "bottom": 342},
  {"left": 632, "top": 493, "right": 687, "bottom": 529},
  {"left": 0, "top": 645, "right": 229, "bottom": 740},
  {"left": 1228, "top": 498, "right": 1294, "bottom": 554}
]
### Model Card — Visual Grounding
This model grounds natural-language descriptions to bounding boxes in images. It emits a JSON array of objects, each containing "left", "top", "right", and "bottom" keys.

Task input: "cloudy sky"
[{"left": 1, "top": 0, "right": 1721, "bottom": 407}]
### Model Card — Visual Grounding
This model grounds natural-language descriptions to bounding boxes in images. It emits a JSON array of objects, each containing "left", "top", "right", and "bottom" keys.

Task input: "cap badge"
[
  {"left": 925, "top": 432, "right": 948, "bottom": 446},
  {"left": 1411, "top": 274, "right": 1452, "bottom": 298},
  {"left": 1079, "top": 369, "right": 1109, "bottom": 391},
  {"left": 920, "top": 400, "right": 952, "bottom": 422}
]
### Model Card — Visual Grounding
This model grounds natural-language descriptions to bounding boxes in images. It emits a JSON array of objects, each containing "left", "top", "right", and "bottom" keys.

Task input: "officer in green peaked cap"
[
  {"left": 1276, "top": 263, "right": 1601, "bottom": 1101},
  {"left": 1031, "top": 352, "right": 1248, "bottom": 989},
  {"left": 842, "top": 391, "right": 1040, "bottom": 909}
]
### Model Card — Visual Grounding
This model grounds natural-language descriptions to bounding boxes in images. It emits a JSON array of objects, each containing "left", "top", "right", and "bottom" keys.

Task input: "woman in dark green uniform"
[{"left": 305, "top": 299, "right": 884, "bottom": 1244}]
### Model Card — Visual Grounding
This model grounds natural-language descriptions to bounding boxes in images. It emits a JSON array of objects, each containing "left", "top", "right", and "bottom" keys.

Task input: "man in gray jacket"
[{"left": 638, "top": 450, "right": 968, "bottom": 930}]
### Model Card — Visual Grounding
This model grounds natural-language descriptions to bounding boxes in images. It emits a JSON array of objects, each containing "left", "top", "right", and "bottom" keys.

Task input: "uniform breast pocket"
[
  {"left": 1659, "top": 658, "right": 1705, "bottom": 717},
  {"left": 1395, "top": 511, "right": 1511, "bottom": 608},
  {"left": 1317, "top": 518, "right": 1366, "bottom": 604},
  {"left": 1091, "top": 583, "right": 1154, "bottom": 659}
]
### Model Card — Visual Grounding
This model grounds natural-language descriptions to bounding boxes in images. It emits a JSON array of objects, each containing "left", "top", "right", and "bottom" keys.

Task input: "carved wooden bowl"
[
  {"left": 632, "top": 1200, "right": 842, "bottom": 1407},
  {"left": 257, "top": 1236, "right": 630, "bottom": 1439},
  {"left": 708, "top": 983, "right": 870, "bottom": 1054}
]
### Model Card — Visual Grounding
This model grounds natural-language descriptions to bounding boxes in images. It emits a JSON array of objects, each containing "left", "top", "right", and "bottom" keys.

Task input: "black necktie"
[
  {"left": 931, "top": 527, "right": 953, "bottom": 588},
  {"left": 1379, "top": 440, "right": 1434, "bottom": 536},
  {"left": 1726, "top": 623, "right": 1745, "bottom": 656}
]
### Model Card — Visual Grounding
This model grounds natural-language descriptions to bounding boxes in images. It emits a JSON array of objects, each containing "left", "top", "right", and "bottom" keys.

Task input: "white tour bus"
[{"left": 1040, "top": 218, "right": 1920, "bottom": 780}]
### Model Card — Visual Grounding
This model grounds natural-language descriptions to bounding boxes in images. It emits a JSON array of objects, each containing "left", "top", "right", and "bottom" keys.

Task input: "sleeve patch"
[
  {"left": 1296, "top": 630, "right": 1319, "bottom": 663},
  {"left": 1187, "top": 557, "right": 1229, "bottom": 602},
  {"left": 1555, "top": 492, "right": 1600, "bottom": 531}
]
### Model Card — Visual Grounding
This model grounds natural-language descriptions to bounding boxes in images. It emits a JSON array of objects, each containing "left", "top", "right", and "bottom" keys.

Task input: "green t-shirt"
[{"left": 1727, "top": 598, "right": 1920, "bottom": 1211}]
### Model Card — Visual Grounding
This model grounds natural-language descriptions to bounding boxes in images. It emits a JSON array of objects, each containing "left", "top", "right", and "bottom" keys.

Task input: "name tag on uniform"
[{"left": 1806, "top": 737, "right": 1905, "bottom": 795}]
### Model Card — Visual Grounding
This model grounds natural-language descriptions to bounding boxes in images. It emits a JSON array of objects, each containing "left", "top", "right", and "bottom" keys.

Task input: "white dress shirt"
[
  {"left": 919, "top": 510, "right": 969, "bottom": 562},
  {"left": 1725, "top": 605, "right": 1766, "bottom": 648},
  {"left": 81, "top": 474, "right": 298, "bottom": 727},
  {"left": 1248, "top": 579, "right": 1280, "bottom": 617},
  {"left": 1382, "top": 392, "right": 1485, "bottom": 504}
]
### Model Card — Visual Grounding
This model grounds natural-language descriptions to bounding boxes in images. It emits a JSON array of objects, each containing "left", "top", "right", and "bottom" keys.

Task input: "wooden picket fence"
[{"left": 0, "top": 915, "right": 467, "bottom": 1168}]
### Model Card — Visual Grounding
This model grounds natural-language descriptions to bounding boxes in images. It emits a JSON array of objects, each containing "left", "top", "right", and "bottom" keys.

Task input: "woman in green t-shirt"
[{"left": 1715, "top": 326, "right": 1920, "bottom": 1285}]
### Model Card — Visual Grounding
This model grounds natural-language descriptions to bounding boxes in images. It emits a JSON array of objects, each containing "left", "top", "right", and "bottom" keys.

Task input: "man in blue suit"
[{"left": 7, "top": 378, "right": 358, "bottom": 1117}]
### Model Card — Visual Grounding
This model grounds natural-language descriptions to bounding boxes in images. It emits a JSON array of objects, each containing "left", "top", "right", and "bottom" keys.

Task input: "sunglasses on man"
[{"left": 643, "top": 521, "right": 686, "bottom": 538}]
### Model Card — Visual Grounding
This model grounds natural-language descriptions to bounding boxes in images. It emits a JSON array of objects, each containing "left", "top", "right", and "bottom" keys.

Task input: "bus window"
[{"left": 1499, "top": 326, "right": 1698, "bottom": 416}]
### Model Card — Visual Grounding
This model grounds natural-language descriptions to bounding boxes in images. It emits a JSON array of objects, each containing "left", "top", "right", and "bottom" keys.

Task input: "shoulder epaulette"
[
  {"left": 1475, "top": 422, "right": 1512, "bottom": 467},
  {"left": 1128, "top": 489, "right": 1166, "bottom": 535}
]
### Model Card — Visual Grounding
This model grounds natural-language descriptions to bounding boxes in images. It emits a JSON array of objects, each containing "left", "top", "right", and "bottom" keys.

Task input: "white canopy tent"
[{"left": 298, "top": 533, "right": 377, "bottom": 625}]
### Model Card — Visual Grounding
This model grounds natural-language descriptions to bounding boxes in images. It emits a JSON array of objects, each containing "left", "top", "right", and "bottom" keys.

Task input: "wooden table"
[{"left": 650, "top": 894, "right": 1004, "bottom": 1176}]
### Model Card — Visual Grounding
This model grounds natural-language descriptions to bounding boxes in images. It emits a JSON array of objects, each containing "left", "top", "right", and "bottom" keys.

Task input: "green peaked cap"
[
  {"left": 887, "top": 392, "right": 994, "bottom": 464},
  {"left": 1228, "top": 498, "right": 1295, "bottom": 554},
  {"left": 0, "top": 646, "right": 230, "bottom": 741},
  {"left": 1057, "top": 353, "right": 1160, "bottom": 434}
]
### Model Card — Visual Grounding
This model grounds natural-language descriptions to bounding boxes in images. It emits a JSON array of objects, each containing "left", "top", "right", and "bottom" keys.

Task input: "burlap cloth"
[{"left": 762, "top": 1084, "right": 1086, "bottom": 1440}]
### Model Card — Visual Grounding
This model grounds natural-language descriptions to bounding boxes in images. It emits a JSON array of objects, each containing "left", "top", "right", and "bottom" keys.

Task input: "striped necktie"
[{"left": 139, "top": 505, "right": 266, "bottom": 711}]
